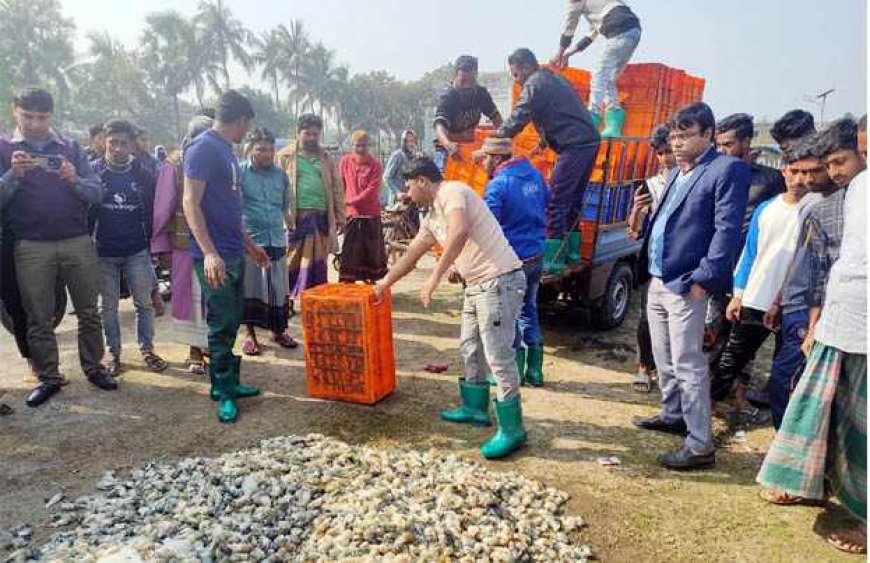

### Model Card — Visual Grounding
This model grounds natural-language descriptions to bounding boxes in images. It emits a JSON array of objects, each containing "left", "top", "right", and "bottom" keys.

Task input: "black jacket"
[
  {"left": 498, "top": 68, "right": 600, "bottom": 153},
  {"left": 741, "top": 163, "right": 786, "bottom": 237}
]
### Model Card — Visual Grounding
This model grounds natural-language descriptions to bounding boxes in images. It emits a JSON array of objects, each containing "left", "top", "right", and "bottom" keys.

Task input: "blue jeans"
[
  {"left": 515, "top": 258, "right": 543, "bottom": 347},
  {"left": 590, "top": 27, "right": 642, "bottom": 114},
  {"left": 100, "top": 249, "right": 155, "bottom": 356},
  {"left": 769, "top": 309, "right": 810, "bottom": 430}
]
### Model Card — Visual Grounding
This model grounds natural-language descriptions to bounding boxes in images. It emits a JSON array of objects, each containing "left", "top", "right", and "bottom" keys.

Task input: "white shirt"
[
  {"left": 419, "top": 182, "right": 521, "bottom": 286},
  {"left": 733, "top": 195, "right": 805, "bottom": 312},
  {"left": 815, "top": 170, "right": 867, "bottom": 354},
  {"left": 562, "top": 0, "right": 626, "bottom": 40}
]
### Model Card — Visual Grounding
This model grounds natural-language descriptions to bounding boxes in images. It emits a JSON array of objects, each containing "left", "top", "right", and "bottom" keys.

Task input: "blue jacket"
[
  {"left": 484, "top": 158, "right": 550, "bottom": 261},
  {"left": 638, "top": 147, "right": 750, "bottom": 296}
]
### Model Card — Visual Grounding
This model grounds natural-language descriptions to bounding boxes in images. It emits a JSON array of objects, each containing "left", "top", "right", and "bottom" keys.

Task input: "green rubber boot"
[
  {"left": 566, "top": 231, "right": 581, "bottom": 264},
  {"left": 480, "top": 395, "right": 528, "bottom": 459},
  {"left": 590, "top": 112, "right": 603, "bottom": 131},
  {"left": 543, "top": 239, "right": 567, "bottom": 276},
  {"left": 211, "top": 357, "right": 261, "bottom": 401},
  {"left": 525, "top": 344, "right": 545, "bottom": 387},
  {"left": 601, "top": 107, "right": 626, "bottom": 138},
  {"left": 217, "top": 397, "right": 238, "bottom": 423},
  {"left": 440, "top": 379, "right": 492, "bottom": 426},
  {"left": 486, "top": 373, "right": 497, "bottom": 387}
]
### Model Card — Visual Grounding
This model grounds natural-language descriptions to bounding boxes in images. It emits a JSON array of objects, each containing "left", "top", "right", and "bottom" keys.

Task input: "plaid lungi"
[{"left": 757, "top": 342, "right": 867, "bottom": 522}]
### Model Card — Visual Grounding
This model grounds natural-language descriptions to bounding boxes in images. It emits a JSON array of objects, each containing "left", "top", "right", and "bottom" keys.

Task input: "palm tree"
[
  {"left": 300, "top": 43, "right": 337, "bottom": 121},
  {"left": 0, "top": 0, "right": 75, "bottom": 120},
  {"left": 274, "top": 20, "right": 309, "bottom": 117},
  {"left": 253, "top": 29, "right": 287, "bottom": 108},
  {"left": 194, "top": 0, "right": 254, "bottom": 91},
  {"left": 141, "top": 11, "right": 198, "bottom": 138}
]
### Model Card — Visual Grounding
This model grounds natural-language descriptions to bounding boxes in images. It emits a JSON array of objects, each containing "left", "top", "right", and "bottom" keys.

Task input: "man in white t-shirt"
[
  {"left": 374, "top": 156, "right": 528, "bottom": 460},
  {"left": 709, "top": 144, "right": 812, "bottom": 417}
]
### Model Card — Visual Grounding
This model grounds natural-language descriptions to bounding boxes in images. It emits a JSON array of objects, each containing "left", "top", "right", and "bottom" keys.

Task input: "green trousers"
[{"left": 194, "top": 257, "right": 245, "bottom": 397}]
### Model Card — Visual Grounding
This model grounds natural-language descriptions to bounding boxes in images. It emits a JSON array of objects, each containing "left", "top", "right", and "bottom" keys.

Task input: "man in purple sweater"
[{"left": 0, "top": 88, "right": 115, "bottom": 407}]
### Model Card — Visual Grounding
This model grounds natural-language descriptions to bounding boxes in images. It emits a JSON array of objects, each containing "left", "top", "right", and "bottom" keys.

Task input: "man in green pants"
[{"left": 183, "top": 90, "right": 269, "bottom": 423}]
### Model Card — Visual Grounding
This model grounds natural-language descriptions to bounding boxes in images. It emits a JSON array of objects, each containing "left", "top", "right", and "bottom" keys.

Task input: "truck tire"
[{"left": 593, "top": 262, "right": 633, "bottom": 330}]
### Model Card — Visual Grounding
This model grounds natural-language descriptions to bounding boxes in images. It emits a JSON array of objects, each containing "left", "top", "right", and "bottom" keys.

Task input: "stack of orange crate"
[
  {"left": 441, "top": 63, "right": 705, "bottom": 233},
  {"left": 301, "top": 284, "right": 396, "bottom": 405}
]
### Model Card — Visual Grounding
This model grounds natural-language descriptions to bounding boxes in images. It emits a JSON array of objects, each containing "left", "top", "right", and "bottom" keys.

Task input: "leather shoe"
[
  {"left": 657, "top": 447, "right": 716, "bottom": 471},
  {"left": 87, "top": 368, "right": 118, "bottom": 391},
  {"left": 632, "top": 414, "right": 688, "bottom": 436},
  {"left": 26, "top": 382, "right": 61, "bottom": 407}
]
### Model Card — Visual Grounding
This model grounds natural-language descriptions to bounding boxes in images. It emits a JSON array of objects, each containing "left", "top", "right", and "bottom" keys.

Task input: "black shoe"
[
  {"left": 657, "top": 447, "right": 716, "bottom": 471},
  {"left": 26, "top": 382, "right": 61, "bottom": 407},
  {"left": 87, "top": 368, "right": 118, "bottom": 391},
  {"left": 632, "top": 414, "right": 688, "bottom": 436}
]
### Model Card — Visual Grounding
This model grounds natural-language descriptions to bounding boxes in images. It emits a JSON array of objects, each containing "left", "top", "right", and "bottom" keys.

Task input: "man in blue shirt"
[
  {"left": 92, "top": 119, "right": 167, "bottom": 377},
  {"left": 183, "top": 90, "right": 270, "bottom": 424},
  {"left": 634, "top": 102, "right": 750, "bottom": 471},
  {"left": 475, "top": 137, "right": 550, "bottom": 387},
  {"left": 0, "top": 88, "right": 115, "bottom": 407}
]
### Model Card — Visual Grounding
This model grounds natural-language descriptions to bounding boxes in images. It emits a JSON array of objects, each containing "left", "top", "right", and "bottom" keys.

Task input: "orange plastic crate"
[{"left": 301, "top": 284, "right": 396, "bottom": 405}]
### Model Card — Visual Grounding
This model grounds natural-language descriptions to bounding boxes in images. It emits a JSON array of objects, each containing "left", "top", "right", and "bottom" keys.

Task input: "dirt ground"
[{"left": 0, "top": 258, "right": 858, "bottom": 562}]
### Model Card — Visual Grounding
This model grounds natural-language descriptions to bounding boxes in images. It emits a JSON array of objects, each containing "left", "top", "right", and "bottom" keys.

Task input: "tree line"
[{"left": 0, "top": 0, "right": 457, "bottom": 149}]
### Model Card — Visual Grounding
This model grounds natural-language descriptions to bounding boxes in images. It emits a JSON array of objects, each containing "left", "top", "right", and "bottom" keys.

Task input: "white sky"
[{"left": 60, "top": 0, "right": 867, "bottom": 121}]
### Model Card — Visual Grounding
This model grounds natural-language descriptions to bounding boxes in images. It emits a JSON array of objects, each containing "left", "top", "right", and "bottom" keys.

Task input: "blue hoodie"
[{"left": 483, "top": 158, "right": 549, "bottom": 261}]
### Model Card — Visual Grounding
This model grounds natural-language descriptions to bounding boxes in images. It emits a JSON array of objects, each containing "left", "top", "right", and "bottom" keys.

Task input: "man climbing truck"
[
  {"left": 551, "top": 0, "right": 642, "bottom": 138},
  {"left": 496, "top": 48, "right": 600, "bottom": 277}
]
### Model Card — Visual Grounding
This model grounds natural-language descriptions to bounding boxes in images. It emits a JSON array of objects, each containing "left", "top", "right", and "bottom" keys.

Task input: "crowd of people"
[{"left": 0, "top": 0, "right": 865, "bottom": 551}]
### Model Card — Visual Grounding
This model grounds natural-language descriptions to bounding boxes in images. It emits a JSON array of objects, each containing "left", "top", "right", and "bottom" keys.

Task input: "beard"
[{"left": 302, "top": 140, "right": 319, "bottom": 152}]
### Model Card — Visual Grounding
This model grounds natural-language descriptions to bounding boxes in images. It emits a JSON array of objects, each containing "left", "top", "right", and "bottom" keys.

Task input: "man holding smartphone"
[{"left": 0, "top": 88, "right": 114, "bottom": 407}]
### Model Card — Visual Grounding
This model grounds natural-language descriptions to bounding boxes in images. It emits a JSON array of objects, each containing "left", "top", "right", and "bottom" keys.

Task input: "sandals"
[
  {"left": 828, "top": 528, "right": 867, "bottom": 555},
  {"left": 106, "top": 355, "right": 123, "bottom": 378},
  {"left": 188, "top": 361, "right": 206, "bottom": 375},
  {"left": 142, "top": 352, "right": 168, "bottom": 373},
  {"left": 242, "top": 337, "right": 262, "bottom": 356},
  {"left": 424, "top": 363, "right": 449, "bottom": 374},
  {"left": 632, "top": 370, "right": 654, "bottom": 393},
  {"left": 272, "top": 333, "right": 299, "bottom": 349},
  {"left": 758, "top": 488, "right": 826, "bottom": 507}
]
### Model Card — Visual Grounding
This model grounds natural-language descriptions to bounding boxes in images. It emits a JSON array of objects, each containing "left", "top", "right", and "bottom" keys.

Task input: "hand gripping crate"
[{"left": 301, "top": 284, "right": 396, "bottom": 404}]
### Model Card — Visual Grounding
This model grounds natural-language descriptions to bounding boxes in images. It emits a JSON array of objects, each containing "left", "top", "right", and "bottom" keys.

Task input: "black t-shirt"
[
  {"left": 434, "top": 85, "right": 500, "bottom": 135},
  {"left": 601, "top": 5, "right": 641, "bottom": 37}
]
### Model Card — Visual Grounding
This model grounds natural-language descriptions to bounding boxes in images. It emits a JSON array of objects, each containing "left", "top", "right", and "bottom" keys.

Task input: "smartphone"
[{"left": 30, "top": 154, "right": 63, "bottom": 171}]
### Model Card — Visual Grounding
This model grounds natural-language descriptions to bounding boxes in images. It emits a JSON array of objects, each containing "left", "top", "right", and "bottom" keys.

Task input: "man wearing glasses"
[{"left": 632, "top": 102, "right": 750, "bottom": 471}]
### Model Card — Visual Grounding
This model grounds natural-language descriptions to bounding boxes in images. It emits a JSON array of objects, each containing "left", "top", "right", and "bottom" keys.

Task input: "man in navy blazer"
[{"left": 633, "top": 102, "right": 751, "bottom": 471}]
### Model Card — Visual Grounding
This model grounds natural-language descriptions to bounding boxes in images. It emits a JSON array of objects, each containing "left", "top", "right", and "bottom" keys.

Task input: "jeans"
[
  {"left": 434, "top": 149, "right": 448, "bottom": 173},
  {"left": 515, "top": 258, "right": 543, "bottom": 347},
  {"left": 636, "top": 281, "right": 656, "bottom": 370},
  {"left": 647, "top": 277, "right": 713, "bottom": 454},
  {"left": 15, "top": 235, "right": 104, "bottom": 382},
  {"left": 710, "top": 308, "right": 770, "bottom": 401},
  {"left": 590, "top": 27, "right": 642, "bottom": 114},
  {"left": 100, "top": 249, "right": 156, "bottom": 357},
  {"left": 549, "top": 144, "right": 600, "bottom": 239},
  {"left": 195, "top": 257, "right": 246, "bottom": 395},
  {"left": 769, "top": 309, "right": 810, "bottom": 429},
  {"left": 460, "top": 270, "right": 527, "bottom": 401}
]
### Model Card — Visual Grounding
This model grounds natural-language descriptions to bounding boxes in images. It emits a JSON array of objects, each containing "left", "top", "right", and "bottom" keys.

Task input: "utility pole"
[{"left": 815, "top": 89, "right": 835, "bottom": 125}]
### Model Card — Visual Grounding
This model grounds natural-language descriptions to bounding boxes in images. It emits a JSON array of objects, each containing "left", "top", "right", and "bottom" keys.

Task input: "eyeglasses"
[{"left": 668, "top": 130, "right": 702, "bottom": 143}]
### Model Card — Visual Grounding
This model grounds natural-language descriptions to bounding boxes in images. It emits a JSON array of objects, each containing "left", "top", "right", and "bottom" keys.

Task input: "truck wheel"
[{"left": 593, "top": 262, "right": 633, "bottom": 330}]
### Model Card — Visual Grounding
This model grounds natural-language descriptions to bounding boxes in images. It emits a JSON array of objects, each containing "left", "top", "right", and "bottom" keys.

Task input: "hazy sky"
[{"left": 61, "top": 0, "right": 866, "bottom": 121}]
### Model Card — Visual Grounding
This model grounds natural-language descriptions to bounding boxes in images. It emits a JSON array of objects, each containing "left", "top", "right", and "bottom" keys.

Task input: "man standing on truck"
[
  {"left": 474, "top": 136, "right": 550, "bottom": 387},
  {"left": 496, "top": 48, "right": 600, "bottom": 275},
  {"left": 633, "top": 102, "right": 750, "bottom": 471},
  {"left": 433, "top": 56, "right": 503, "bottom": 172},
  {"left": 550, "top": 0, "right": 642, "bottom": 138},
  {"left": 374, "top": 156, "right": 529, "bottom": 460}
]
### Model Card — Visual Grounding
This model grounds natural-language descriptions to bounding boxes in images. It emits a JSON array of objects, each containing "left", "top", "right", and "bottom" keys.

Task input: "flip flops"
[{"left": 424, "top": 363, "right": 449, "bottom": 374}]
